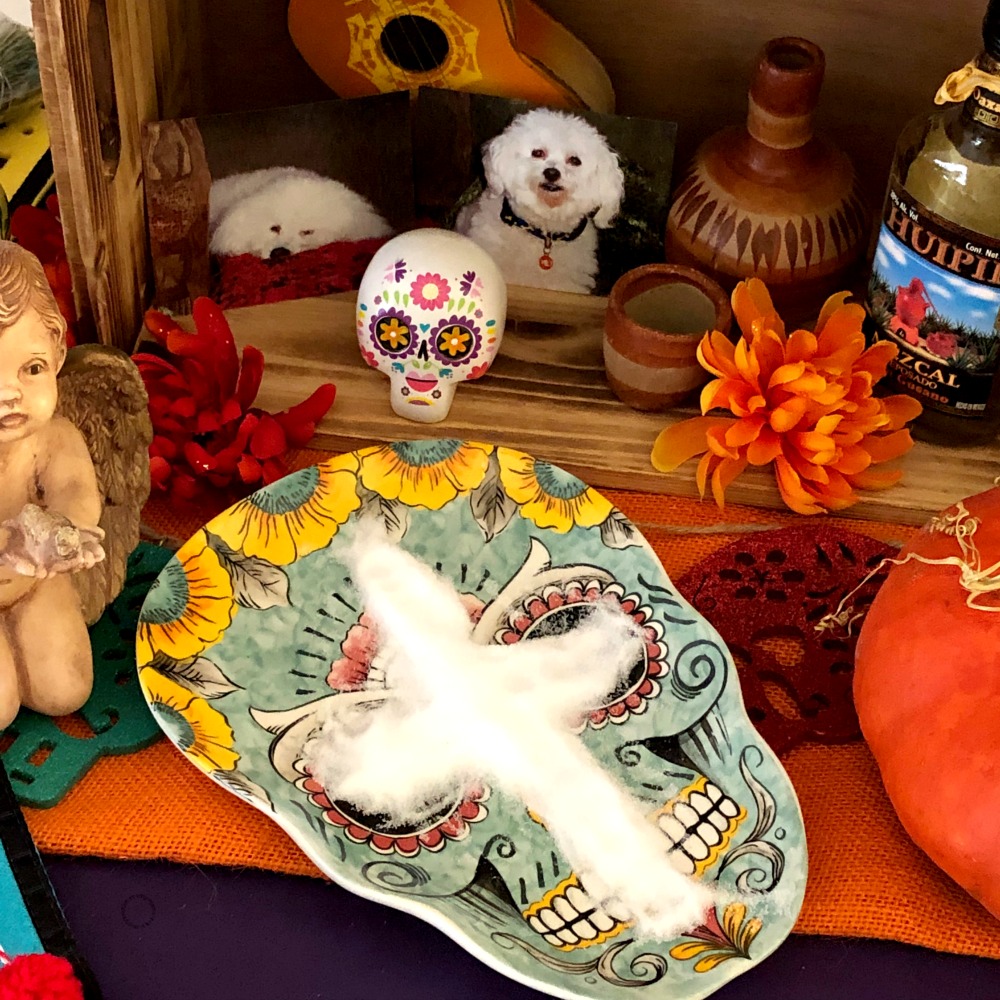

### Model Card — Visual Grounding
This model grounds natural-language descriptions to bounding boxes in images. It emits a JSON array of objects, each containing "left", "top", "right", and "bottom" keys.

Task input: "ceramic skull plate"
[
  {"left": 356, "top": 230, "right": 506, "bottom": 423},
  {"left": 137, "top": 441, "right": 807, "bottom": 1000}
]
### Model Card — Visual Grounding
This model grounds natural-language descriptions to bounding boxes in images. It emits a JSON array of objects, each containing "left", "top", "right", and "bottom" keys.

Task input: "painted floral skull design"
[
  {"left": 137, "top": 441, "right": 807, "bottom": 1000},
  {"left": 357, "top": 230, "right": 507, "bottom": 423}
]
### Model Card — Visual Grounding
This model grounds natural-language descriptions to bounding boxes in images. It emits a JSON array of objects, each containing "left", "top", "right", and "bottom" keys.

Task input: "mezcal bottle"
[{"left": 867, "top": 0, "right": 1000, "bottom": 444}]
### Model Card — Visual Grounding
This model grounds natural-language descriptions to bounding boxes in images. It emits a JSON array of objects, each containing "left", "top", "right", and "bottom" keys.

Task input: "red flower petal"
[
  {"left": 171, "top": 473, "right": 201, "bottom": 502},
  {"left": 238, "top": 453, "right": 262, "bottom": 484},
  {"left": 172, "top": 397, "right": 197, "bottom": 419},
  {"left": 143, "top": 309, "right": 177, "bottom": 346},
  {"left": 10, "top": 204, "right": 65, "bottom": 260},
  {"left": 132, "top": 351, "right": 182, "bottom": 377},
  {"left": 149, "top": 455, "right": 172, "bottom": 488},
  {"left": 193, "top": 297, "right": 240, "bottom": 399},
  {"left": 273, "top": 383, "right": 337, "bottom": 447},
  {"left": 220, "top": 396, "right": 244, "bottom": 425},
  {"left": 262, "top": 458, "right": 288, "bottom": 484},
  {"left": 143, "top": 310, "right": 181, "bottom": 345},
  {"left": 151, "top": 415, "right": 188, "bottom": 436},
  {"left": 183, "top": 441, "right": 217, "bottom": 473},
  {"left": 237, "top": 346, "right": 265, "bottom": 410},
  {"left": 209, "top": 444, "right": 243, "bottom": 476},
  {"left": 179, "top": 358, "right": 217, "bottom": 407},
  {"left": 196, "top": 409, "right": 224, "bottom": 435},
  {"left": 166, "top": 328, "right": 214, "bottom": 362},
  {"left": 150, "top": 435, "right": 179, "bottom": 460},
  {"left": 250, "top": 413, "right": 288, "bottom": 460},
  {"left": 234, "top": 412, "right": 260, "bottom": 449}
]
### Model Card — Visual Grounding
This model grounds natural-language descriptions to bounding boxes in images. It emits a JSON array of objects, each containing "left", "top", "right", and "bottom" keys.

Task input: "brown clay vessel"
[
  {"left": 603, "top": 263, "right": 732, "bottom": 411},
  {"left": 665, "top": 37, "right": 869, "bottom": 328}
]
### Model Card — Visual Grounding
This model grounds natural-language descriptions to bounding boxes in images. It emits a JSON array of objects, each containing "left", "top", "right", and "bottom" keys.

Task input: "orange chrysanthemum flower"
[{"left": 651, "top": 279, "right": 923, "bottom": 515}]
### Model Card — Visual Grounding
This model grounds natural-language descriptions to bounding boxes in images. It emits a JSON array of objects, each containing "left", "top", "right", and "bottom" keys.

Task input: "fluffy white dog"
[
  {"left": 455, "top": 108, "right": 625, "bottom": 294},
  {"left": 208, "top": 166, "right": 392, "bottom": 260}
]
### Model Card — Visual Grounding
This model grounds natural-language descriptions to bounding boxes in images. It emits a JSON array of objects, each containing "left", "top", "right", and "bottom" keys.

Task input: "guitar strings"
[
  {"left": 381, "top": 0, "right": 451, "bottom": 91},
  {"left": 390, "top": 0, "right": 446, "bottom": 87}
]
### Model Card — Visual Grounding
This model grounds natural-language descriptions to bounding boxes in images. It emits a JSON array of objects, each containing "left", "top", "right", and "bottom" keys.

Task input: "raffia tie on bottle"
[
  {"left": 935, "top": 59, "right": 1000, "bottom": 104},
  {"left": 816, "top": 500, "right": 1000, "bottom": 636}
]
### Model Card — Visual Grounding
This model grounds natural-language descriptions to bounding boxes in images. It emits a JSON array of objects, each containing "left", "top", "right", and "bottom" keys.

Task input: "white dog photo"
[
  {"left": 209, "top": 166, "right": 393, "bottom": 260},
  {"left": 455, "top": 108, "right": 625, "bottom": 295}
]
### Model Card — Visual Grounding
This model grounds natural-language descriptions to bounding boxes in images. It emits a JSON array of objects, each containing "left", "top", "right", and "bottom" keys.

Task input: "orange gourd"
[{"left": 854, "top": 485, "right": 1000, "bottom": 920}]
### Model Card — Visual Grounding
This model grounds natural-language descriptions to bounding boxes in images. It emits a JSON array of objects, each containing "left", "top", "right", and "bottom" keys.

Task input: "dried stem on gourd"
[{"left": 817, "top": 501, "right": 1000, "bottom": 636}]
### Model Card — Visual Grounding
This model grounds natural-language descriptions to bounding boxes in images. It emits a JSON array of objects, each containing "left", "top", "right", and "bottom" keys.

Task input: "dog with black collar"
[{"left": 455, "top": 108, "right": 625, "bottom": 295}]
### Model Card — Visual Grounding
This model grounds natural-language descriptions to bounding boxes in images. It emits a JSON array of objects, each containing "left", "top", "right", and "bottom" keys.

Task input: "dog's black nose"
[
  {"left": 542, "top": 166, "right": 561, "bottom": 182},
  {"left": 269, "top": 246, "right": 291, "bottom": 262}
]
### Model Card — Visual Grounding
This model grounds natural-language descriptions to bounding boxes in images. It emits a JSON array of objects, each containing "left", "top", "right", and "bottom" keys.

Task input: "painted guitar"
[{"left": 287, "top": 0, "right": 615, "bottom": 114}]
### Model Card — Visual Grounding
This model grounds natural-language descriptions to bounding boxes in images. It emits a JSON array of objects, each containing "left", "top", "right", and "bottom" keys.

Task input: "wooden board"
[
  {"left": 32, "top": 0, "right": 196, "bottom": 348},
  {"left": 34, "top": 0, "right": 166, "bottom": 346},
  {"left": 162, "top": 288, "right": 999, "bottom": 527}
]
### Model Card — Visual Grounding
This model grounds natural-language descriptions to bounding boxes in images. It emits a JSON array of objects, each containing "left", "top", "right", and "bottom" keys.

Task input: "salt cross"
[{"left": 308, "top": 535, "right": 715, "bottom": 940}]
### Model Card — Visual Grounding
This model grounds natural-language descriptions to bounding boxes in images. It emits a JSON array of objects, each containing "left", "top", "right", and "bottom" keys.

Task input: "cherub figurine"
[{"left": 0, "top": 242, "right": 152, "bottom": 728}]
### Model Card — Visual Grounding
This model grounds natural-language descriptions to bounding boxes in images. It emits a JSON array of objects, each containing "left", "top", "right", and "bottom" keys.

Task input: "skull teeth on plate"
[
  {"left": 524, "top": 876, "right": 628, "bottom": 950},
  {"left": 653, "top": 777, "right": 746, "bottom": 876}
]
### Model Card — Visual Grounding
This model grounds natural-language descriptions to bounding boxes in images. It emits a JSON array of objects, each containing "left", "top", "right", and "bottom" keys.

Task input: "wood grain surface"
[
  {"left": 142, "top": 119, "right": 212, "bottom": 309},
  {"left": 34, "top": 0, "right": 181, "bottom": 347},
  {"left": 161, "top": 287, "right": 999, "bottom": 527}
]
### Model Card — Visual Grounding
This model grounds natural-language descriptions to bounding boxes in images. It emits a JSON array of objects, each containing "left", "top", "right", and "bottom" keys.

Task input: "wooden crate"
[{"left": 32, "top": 0, "right": 988, "bottom": 348}]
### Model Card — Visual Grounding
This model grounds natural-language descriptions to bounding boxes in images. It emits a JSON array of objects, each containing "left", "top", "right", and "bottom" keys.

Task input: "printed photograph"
[
  {"left": 412, "top": 89, "right": 678, "bottom": 297},
  {"left": 870, "top": 228, "right": 1000, "bottom": 373},
  {"left": 142, "top": 92, "right": 414, "bottom": 311}
]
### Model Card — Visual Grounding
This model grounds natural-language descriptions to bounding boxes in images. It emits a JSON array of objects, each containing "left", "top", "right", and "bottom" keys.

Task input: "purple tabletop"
[{"left": 43, "top": 856, "right": 1000, "bottom": 1000}]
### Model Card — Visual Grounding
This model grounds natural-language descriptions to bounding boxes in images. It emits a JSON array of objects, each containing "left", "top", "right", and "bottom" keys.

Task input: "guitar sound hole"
[{"left": 379, "top": 15, "right": 450, "bottom": 74}]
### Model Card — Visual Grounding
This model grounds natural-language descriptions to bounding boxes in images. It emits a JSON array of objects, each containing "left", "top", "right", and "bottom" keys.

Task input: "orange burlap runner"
[{"left": 23, "top": 449, "right": 1000, "bottom": 959}]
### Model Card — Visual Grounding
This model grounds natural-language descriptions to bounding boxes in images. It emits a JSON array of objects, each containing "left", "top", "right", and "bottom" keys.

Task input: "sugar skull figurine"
[{"left": 356, "top": 229, "right": 506, "bottom": 423}]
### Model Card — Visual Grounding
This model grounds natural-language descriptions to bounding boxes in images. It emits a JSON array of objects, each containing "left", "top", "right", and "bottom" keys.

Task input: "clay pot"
[
  {"left": 603, "top": 263, "right": 732, "bottom": 411},
  {"left": 665, "top": 36, "right": 869, "bottom": 329}
]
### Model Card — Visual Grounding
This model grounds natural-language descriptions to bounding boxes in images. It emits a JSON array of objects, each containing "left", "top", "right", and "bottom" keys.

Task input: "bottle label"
[
  {"left": 867, "top": 185, "right": 1000, "bottom": 416},
  {"left": 970, "top": 86, "right": 1000, "bottom": 130}
]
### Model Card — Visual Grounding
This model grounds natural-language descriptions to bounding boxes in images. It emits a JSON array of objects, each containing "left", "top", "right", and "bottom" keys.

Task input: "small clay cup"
[{"left": 603, "top": 264, "right": 732, "bottom": 411}]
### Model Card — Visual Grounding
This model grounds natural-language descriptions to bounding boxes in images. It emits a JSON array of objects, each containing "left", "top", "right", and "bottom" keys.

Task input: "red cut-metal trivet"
[{"left": 676, "top": 525, "right": 896, "bottom": 756}]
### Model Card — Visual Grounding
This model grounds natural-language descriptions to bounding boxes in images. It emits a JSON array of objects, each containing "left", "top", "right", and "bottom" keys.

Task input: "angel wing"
[{"left": 56, "top": 345, "right": 153, "bottom": 624}]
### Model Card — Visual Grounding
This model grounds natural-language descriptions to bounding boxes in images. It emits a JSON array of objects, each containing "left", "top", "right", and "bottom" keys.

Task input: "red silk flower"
[{"left": 133, "top": 297, "right": 336, "bottom": 504}]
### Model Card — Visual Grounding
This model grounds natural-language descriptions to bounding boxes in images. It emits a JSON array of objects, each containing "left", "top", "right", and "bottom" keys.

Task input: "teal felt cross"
[{"left": 0, "top": 543, "right": 172, "bottom": 808}]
